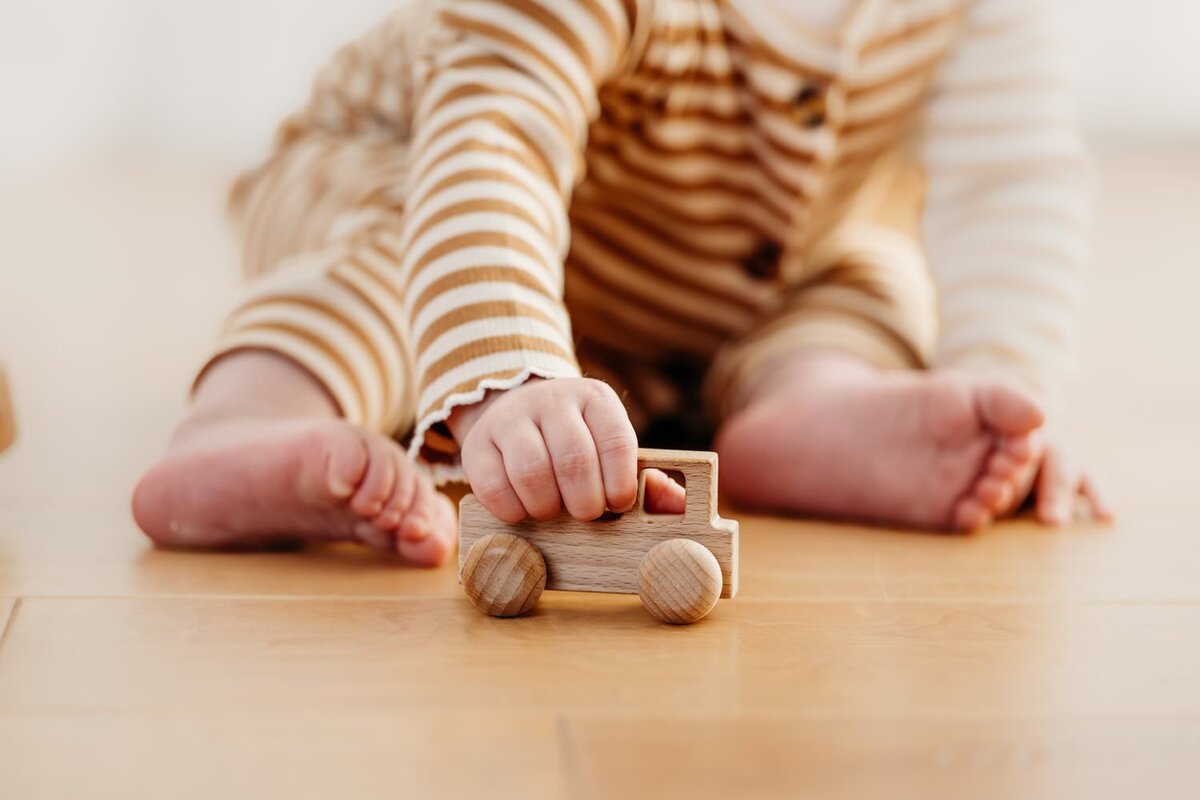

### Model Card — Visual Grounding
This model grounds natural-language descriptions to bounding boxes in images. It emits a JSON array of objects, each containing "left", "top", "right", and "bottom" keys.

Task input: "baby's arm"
[
  {"left": 403, "top": 0, "right": 650, "bottom": 518},
  {"left": 920, "top": 0, "right": 1108, "bottom": 521}
]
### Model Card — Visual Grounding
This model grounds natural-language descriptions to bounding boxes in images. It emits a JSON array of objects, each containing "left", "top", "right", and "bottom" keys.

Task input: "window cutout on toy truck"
[{"left": 641, "top": 468, "right": 686, "bottom": 515}]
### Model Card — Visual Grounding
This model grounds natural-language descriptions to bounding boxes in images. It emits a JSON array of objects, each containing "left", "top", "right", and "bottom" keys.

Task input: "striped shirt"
[{"left": 219, "top": 0, "right": 1090, "bottom": 481}]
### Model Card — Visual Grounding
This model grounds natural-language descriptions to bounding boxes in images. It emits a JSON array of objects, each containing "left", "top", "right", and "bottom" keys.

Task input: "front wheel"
[{"left": 637, "top": 538, "right": 722, "bottom": 624}]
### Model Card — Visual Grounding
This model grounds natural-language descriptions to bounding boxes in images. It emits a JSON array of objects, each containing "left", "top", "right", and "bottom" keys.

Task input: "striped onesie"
[{"left": 210, "top": 0, "right": 1089, "bottom": 483}]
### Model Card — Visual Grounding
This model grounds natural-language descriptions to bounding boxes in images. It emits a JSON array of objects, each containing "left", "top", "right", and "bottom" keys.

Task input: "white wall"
[
  {"left": 1, "top": 0, "right": 1197, "bottom": 176},
  {"left": 0, "top": 0, "right": 396, "bottom": 176},
  {"left": 1062, "top": 0, "right": 1200, "bottom": 136}
]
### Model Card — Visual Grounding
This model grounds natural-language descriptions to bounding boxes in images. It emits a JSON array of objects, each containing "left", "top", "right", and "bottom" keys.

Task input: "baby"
[{"left": 133, "top": 0, "right": 1110, "bottom": 564}]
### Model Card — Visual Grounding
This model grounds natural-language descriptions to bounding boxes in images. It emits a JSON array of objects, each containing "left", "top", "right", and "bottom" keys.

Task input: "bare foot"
[
  {"left": 133, "top": 414, "right": 452, "bottom": 564},
  {"left": 131, "top": 350, "right": 454, "bottom": 565},
  {"left": 713, "top": 353, "right": 1045, "bottom": 531}
]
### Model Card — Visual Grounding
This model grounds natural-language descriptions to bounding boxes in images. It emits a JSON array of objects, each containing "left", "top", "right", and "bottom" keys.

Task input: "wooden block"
[
  {"left": 0, "top": 364, "right": 14, "bottom": 454},
  {"left": 458, "top": 449, "right": 738, "bottom": 621}
]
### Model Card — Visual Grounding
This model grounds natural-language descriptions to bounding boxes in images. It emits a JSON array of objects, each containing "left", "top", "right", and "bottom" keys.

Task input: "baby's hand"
[
  {"left": 449, "top": 378, "right": 640, "bottom": 522},
  {"left": 1003, "top": 431, "right": 1113, "bottom": 525},
  {"left": 1029, "top": 434, "right": 1113, "bottom": 525}
]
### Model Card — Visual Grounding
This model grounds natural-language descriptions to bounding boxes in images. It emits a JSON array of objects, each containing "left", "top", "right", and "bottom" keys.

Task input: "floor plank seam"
[
  {"left": 8, "top": 594, "right": 1200, "bottom": 605},
  {"left": 556, "top": 714, "right": 593, "bottom": 800}
]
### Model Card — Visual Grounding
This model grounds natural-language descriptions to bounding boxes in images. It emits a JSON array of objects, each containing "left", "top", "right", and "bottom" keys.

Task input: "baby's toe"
[
  {"left": 975, "top": 383, "right": 1045, "bottom": 436},
  {"left": 1001, "top": 434, "right": 1039, "bottom": 466},
  {"left": 320, "top": 425, "right": 370, "bottom": 501},
  {"left": 397, "top": 476, "right": 437, "bottom": 546},
  {"left": 372, "top": 457, "right": 418, "bottom": 532},
  {"left": 952, "top": 496, "right": 993, "bottom": 532},
  {"left": 973, "top": 474, "right": 1015, "bottom": 514},
  {"left": 397, "top": 491, "right": 455, "bottom": 567},
  {"left": 349, "top": 435, "right": 398, "bottom": 518},
  {"left": 988, "top": 434, "right": 1042, "bottom": 514},
  {"left": 986, "top": 450, "right": 1022, "bottom": 480},
  {"left": 353, "top": 520, "right": 395, "bottom": 551}
]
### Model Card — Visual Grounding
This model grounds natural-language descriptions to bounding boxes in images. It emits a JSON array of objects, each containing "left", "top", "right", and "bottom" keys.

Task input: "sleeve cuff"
[{"left": 407, "top": 354, "right": 581, "bottom": 485}]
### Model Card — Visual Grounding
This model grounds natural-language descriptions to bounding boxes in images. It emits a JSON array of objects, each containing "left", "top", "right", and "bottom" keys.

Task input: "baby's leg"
[
  {"left": 133, "top": 12, "right": 453, "bottom": 562},
  {"left": 708, "top": 223, "right": 1043, "bottom": 531}
]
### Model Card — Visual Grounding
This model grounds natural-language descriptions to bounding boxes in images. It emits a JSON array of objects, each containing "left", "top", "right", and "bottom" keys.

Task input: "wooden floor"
[{"left": 1, "top": 143, "right": 1199, "bottom": 798}]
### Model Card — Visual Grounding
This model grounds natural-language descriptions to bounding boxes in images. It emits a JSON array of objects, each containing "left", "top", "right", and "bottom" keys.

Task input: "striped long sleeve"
[
  {"left": 214, "top": 0, "right": 1090, "bottom": 469},
  {"left": 211, "top": 9, "right": 428, "bottom": 439},
  {"left": 398, "top": 0, "right": 642, "bottom": 475},
  {"left": 920, "top": 0, "right": 1091, "bottom": 415}
]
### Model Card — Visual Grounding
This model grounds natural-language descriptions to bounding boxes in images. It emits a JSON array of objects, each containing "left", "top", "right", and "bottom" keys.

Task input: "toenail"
[
  {"left": 403, "top": 516, "right": 431, "bottom": 542},
  {"left": 329, "top": 476, "right": 355, "bottom": 499},
  {"left": 354, "top": 522, "right": 391, "bottom": 549}
]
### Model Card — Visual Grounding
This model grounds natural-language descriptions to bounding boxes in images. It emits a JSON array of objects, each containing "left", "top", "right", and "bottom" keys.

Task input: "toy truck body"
[{"left": 458, "top": 449, "right": 738, "bottom": 623}]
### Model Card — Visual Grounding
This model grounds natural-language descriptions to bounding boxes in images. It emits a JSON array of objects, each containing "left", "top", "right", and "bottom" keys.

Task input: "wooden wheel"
[
  {"left": 460, "top": 532, "right": 546, "bottom": 617},
  {"left": 637, "top": 538, "right": 723, "bottom": 624}
]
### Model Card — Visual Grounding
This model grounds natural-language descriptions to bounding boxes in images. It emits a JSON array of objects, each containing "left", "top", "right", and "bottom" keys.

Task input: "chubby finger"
[
  {"left": 541, "top": 410, "right": 607, "bottom": 520},
  {"left": 581, "top": 385, "right": 639, "bottom": 512},
  {"left": 643, "top": 468, "right": 687, "bottom": 514},
  {"left": 1080, "top": 474, "right": 1115, "bottom": 522},
  {"left": 1036, "top": 445, "right": 1078, "bottom": 526},
  {"left": 499, "top": 422, "right": 563, "bottom": 521},
  {"left": 463, "top": 439, "right": 525, "bottom": 523}
]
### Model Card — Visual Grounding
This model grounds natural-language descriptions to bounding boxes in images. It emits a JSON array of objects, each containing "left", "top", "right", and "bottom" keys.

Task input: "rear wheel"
[{"left": 461, "top": 532, "right": 547, "bottom": 617}]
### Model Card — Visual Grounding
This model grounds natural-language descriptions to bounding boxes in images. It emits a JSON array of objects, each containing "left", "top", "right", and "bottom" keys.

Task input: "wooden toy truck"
[{"left": 458, "top": 449, "right": 738, "bottom": 624}]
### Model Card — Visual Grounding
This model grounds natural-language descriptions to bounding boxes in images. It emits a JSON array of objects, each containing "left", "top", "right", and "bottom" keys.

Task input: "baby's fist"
[{"left": 453, "top": 378, "right": 639, "bottom": 523}]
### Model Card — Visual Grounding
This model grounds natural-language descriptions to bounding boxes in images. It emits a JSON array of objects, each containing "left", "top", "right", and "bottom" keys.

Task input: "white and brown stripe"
[{"left": 210, "top": 0, "right": 1089, "bottom": 480}]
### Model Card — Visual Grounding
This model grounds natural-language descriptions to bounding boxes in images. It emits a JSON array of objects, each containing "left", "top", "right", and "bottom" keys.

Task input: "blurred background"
[
  {"left": 5, "top": 1, "right": 1199, "bottom": 173},
  {"left": 0, "top": 1, "right": 1197, "bottom": 508}
]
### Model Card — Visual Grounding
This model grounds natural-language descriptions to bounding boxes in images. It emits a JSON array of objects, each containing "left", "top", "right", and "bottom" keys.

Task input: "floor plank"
[
  {"left": 0, "top": 506, "right": 455, "bottom": 599},
  {"left": 1, "top": 711, "right": 567, "bottom": 800},
  {"left": 2, "top": 597, "right": 1198, "bottom": 719},
  {"left": 4, "top": 595, "right": 1199, "bottom": 798},
  {"left": 3, "top": 504, "right": 1197, "bottom": 603},
  {"left": 567, "top": 716, "right": 1200, "bottom": 800}
]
